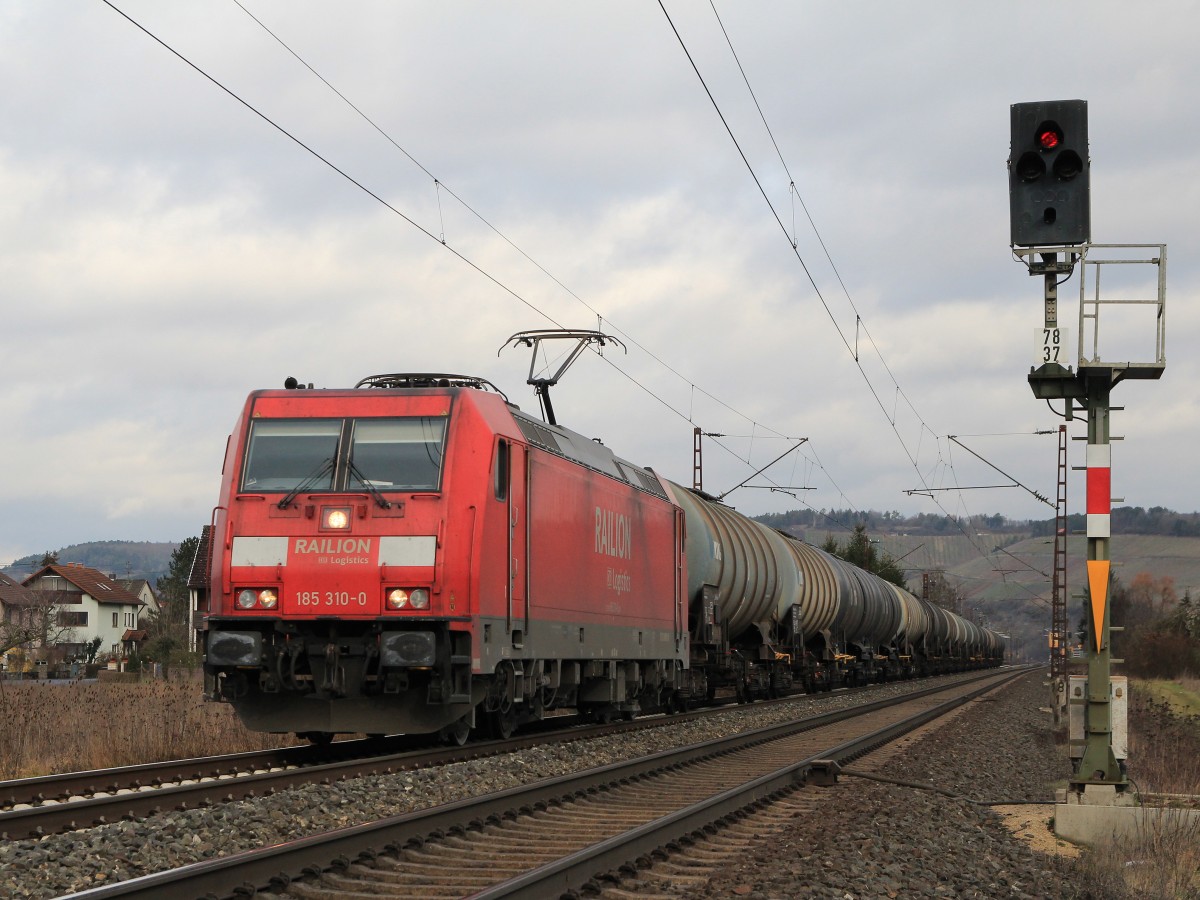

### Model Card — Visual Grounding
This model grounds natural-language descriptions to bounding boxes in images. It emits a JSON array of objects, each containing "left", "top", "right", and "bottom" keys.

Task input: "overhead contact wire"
[
  {"left": 664, "top": 1, "right": 1034, "bottom": 581},
  {"left": 100, "top": 0, "right": 568, "bottom": 337},
  {"left": 227, "top": 0, "right": 852, "bottom": 505}
]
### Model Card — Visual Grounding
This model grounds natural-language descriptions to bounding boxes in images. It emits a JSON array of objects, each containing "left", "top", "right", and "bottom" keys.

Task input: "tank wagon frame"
[{"left": 203, "top": 375, "right": 1003, "bottom": 742}]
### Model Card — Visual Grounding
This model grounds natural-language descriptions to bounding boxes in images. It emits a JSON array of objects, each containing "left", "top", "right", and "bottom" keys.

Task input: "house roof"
[
  {"left": 117, "top": 578, "right": 157, "bottom": 600},
  {"left": 187, "top": 526, "right": 213, "bottom": 590},
  {"left": 120, "top": 629, "right": 149, "bottom": 642},
  {"left": 0, "top": 572, "right": 42, "bottom": 608},
  {"left": 24, "top": 563, "right": 143, "bottom": 606}
]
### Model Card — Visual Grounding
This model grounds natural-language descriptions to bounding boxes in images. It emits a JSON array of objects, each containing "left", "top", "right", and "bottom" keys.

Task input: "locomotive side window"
[
  {"left": 241, "top": 420, "right": 340, "bottom": 492},
  {"left": 494, "top": 439, "right": 509, "bottom": 500},
  {"left": 348, "top": 417, "right": 446, "bottom": 491}
]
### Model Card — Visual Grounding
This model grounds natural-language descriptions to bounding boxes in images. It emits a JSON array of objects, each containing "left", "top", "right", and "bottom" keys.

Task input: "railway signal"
[
  {"left": 1010, "top": 101, "right": 1170, "bottom": 837},
  {"left": 1008, "top": 99, "right": 1090, "bottom": 246}
]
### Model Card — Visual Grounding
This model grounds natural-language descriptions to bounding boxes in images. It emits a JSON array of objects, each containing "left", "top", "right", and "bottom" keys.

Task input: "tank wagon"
[{"left": 203, "top": 374, "right": 1003, "bottom": 742}]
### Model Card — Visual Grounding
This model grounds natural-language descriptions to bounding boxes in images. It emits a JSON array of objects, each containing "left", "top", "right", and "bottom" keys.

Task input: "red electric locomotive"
[{"left": 204, "top": 374, "right": 689, "bottom": 743}]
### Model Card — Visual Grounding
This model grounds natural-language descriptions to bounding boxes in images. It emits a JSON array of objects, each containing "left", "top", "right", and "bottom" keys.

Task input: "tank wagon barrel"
[{"left": 666, "top": 480, "right": 1002, "bottom": 693}]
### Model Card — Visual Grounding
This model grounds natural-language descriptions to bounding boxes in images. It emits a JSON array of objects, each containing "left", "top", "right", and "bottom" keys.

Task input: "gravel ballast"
[
  {"left": 679, "top": 672, "right": 1116, "bottom": 900},
  {"left": 0, "top": 672, "right": 1103, "bottom": 899}
]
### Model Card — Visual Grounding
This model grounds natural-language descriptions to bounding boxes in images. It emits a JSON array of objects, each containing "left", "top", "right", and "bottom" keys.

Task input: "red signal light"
[{"left": 1038, "top": 129, "right": 1061, "bottom": 150}]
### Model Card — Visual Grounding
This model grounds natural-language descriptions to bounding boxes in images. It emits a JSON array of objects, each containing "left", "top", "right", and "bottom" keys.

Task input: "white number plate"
[
  {"left": 295, "top": 591, "right": 369, "bottom": 608},
  {"left": 1037, "top": 327, "right": 1070, "bottom": 366}
]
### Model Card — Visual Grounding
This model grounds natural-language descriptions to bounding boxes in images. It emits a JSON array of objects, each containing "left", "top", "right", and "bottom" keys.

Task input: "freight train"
[{"left": 203, "top": 373, "right": 1004, "bottom": 743}]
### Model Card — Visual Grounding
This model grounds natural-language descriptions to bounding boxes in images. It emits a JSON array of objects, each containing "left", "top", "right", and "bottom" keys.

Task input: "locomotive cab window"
[
  {"left": 241, "top": 419, "right": 340, "bottom": 492},
  {"left": 348, "top": 418, "right": 446, "bottom": 491},
  {"left": 241, "top": 416, "right": 446, "bottom": 494}
]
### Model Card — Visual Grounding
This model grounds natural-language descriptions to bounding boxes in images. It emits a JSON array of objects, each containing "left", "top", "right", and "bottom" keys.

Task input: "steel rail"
[
  {"left": 0, "top": 686, "right": 788, "bottom": 837},
  {"left": 0, "top": 719, "right": 602, "bottom": 839},
  {"left": 54, "top": 668, "right": 1024, "bottom": 900},
  {"left": 0, "top": 736, "right": 406, "bottom": 809},
  {"left": 474, "top": 668, "right": 1025, "bottom": 899},
  {"left": 0, "top": 670, "right": 982, "bottom": 836},
  {"left": 0, "top": 685, "right": 769, "bottom": 810}
]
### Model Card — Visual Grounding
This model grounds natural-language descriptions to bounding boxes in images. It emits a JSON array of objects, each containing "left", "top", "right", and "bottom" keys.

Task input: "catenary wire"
[
  {"left": 100, "top": 0, "right": 857, "bottom": 516},
  {"left": 105, "top": 2, "right": 1051, "bottom": 607},
  {"left": 219, "top": 0, "right": 865, "bottom": 513},
  {"left": 664, "top": 1, "right": 1060, "bottom": 598}
]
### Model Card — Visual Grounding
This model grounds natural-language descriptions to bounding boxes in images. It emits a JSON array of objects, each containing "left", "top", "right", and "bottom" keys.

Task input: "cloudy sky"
[{"left": 2, "top": 2, "right": 1196, "bottom": 569}]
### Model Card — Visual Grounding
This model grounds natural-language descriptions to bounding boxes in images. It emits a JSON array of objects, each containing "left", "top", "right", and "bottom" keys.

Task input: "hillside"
[
  {"left": 2, "top": 541, "right": 179, "bottom": 583},
  {"left": 758, "top": 506, "right": 1200, "bottom": 657},
  {"left": 825, "top": 531, "right": 1200, "bottom": 659}
]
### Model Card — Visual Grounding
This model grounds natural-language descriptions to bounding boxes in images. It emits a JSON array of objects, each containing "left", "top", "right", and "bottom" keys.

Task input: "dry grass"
[
  {"left": 0, "top": 677, "right": 296, "bottom": 779},
  {"left": 1108, "top": 810, "right": 1200, "bottom": 900},
  {"left": 1127, "top": 681, "right": 1200, "bottom": 797},
  {"left": 1072, "top": 677, "right": 1200, "bottom": 899},
  {"left": 1140, "top": 675, "right": 1200, "bottom": 719}
]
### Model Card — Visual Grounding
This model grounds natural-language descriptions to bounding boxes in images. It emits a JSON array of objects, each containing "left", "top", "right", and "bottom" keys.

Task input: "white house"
[
  {"left": 24, "top": 563, "right": 144, "bottom": 660},
  {"left": 118, "top": 578, "right": 160, "bottom": 617}
]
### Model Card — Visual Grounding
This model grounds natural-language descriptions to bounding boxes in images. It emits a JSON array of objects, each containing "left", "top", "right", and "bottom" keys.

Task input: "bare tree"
[
  {"left": 1, "top": 609, "right": 41, "bottom": 658},
  {"left": 1, "top": 591, "right": 73, "bottom": 665}
]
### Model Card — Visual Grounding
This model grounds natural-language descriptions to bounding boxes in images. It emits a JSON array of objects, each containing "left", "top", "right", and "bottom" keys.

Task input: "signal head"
[{"left": 1008, "top": 99, "right": 1090, "bottom": 246}]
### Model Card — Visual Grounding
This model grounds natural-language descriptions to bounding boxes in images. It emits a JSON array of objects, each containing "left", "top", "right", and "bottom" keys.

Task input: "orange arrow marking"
[{"left": 1086, "top": 559, "right": 1110, "bottom": 652}]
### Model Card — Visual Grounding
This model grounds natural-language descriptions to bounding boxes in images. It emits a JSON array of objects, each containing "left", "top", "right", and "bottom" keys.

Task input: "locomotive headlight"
[
  {"left": 321, "top": 507, "right": 352, "bottom": 530},
  {"left": 386, "top": 588, "right": 430, "bottom": 611},
  {"left": 236, "top": 588, "right": 278, "bottom": 610}
]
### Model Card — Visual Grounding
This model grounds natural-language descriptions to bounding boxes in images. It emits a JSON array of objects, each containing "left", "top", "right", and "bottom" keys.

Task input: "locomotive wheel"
[
  {"left": 487, "top": 707, "right": 517, "bottom": 740},
  {"left": 438, "top": 715, "right": 471, "bottom": 747}
]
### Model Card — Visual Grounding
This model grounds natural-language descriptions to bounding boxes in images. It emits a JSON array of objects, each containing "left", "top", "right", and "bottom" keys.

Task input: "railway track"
[
  {"left": 0, "top": 713, "right": 637, "bottom": 840},
  {"left": 55, "top": 668, "right": 1024, "bottom": 900},
  {"left": 0, "top": 674, "right": 964, "bottom": 840}
]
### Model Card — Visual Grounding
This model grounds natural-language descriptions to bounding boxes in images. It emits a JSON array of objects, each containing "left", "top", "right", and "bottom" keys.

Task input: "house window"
[
  {"left": 112, "top": 612, "right": 118, "bottom": 628},
  {"left": 58, "top": 611, "right": 87, "bottom": 627}
]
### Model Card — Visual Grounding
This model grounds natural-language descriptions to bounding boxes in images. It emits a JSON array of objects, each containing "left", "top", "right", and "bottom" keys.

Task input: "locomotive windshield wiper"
[
  {"left": 347, "top": 460, "right": 393, "bottom": 509},
  {"left": 277, "top": 457, "right": 335, "bottom": 509}
]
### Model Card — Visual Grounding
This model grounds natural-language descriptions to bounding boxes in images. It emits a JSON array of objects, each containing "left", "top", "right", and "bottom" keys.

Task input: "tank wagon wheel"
[
  {"left": 584, "top": 704, "right": 619, "bottom": 724},
  {"left": 438, "top": 715, "right": 472, "bottom": 747},
  {"left": 659, "top": 687, "right": 683, "bottom": 715}
]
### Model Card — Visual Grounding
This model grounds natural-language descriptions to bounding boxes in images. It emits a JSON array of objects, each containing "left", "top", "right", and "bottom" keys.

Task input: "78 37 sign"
[{"left": 1038, "top": 327, "right": 1070, "bottom": 366}]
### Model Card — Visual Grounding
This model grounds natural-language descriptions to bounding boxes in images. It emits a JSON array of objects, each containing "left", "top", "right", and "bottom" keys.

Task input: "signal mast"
[{"left": 1008, "top": 100, "right": 1166, "bottom": 804}]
